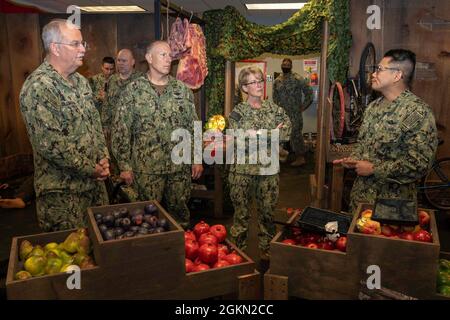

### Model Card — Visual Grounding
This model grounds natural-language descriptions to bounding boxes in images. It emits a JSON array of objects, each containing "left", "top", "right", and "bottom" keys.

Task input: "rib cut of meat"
[{"left": 176, "top": 23, "right": 208, "bottom": 90}]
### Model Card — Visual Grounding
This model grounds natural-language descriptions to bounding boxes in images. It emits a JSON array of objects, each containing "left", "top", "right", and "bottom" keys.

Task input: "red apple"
[
  {"left": 282, "top": 239, "right": 296, "bottom": 245},
  {"left": 418, "top": 210, "right": 430, "bottom": 227},
  {"left": 305, "top": 243, "right": 319, "bottom": 249},
  {"left": 413, "top": 230, "right": 432, "bottom": 243},
  {"left": 321, "top": 240, "right": 335, "bottom": 250},
  {"left": 399, "top": 231, "right": 414, "bottom": 241},
  {"left": 381, "top": 225, "right": 395, "bottom": 237},
  {"left": 335, "top": 236, "right": 347, "bottom": 252}
]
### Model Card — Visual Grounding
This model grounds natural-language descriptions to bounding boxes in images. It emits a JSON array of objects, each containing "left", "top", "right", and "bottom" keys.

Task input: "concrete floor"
[{"left": 1, "top": 151, "right": 449, "bottom": 299}]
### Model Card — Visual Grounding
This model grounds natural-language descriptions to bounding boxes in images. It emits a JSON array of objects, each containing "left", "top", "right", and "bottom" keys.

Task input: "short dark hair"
[
  {"left": 383, "top": 49, "right": 416, "bottom": 87},
  {"left": 102, "top": 56, "right": 115, "bottom": 65}
]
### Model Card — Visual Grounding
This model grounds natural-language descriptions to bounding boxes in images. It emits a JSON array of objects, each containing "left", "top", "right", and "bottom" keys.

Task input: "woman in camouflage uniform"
[{"left": 228, "top": 67, "right": 291, "bottom": 260}]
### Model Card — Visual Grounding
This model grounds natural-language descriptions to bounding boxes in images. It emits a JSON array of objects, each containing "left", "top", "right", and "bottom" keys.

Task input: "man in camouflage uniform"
[
  {"left": 88, "top": 56, "right": 115, "bottom": 113},
  {"left": 273, "top": 58, "right": 313, "bottom": 166},
  {"left": 334, "top": 49, "right": 438, "bottom": 213},
  {"left": 19, "top": 19, "right": 110, "bottom": 231},
  {"left": 228, "top": 67, "right": 291, "bottom": 260},
  {"left": 111, "top": 41, "right": 203, "bottom": 228}
]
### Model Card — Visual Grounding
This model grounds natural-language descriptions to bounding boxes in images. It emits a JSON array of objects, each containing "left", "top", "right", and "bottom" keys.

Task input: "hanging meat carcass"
[
  {"left": 168, "top": 17, "right": 190, "bottom": 60},
  {"left": 176, "top": 23, "right": 208, "bottom": 90}
]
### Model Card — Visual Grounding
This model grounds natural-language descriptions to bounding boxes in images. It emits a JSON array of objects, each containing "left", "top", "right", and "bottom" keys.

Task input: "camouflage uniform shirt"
[
  {"left": 111, "top": 74, "right": 198, "bottom": 175},
  {"left": 228, "top": 100, "right": 291, "bottom": 175},
  {"left": 102, "top": 71, "right": 142, "bottom": 131},
  {"left": 88, "top": 72, "right": 108, "bottom": 113},
  {"left": 349, "top": 89, "right": 438, "bottom": 211},
  {"left": 19, "top": 60, "right": 109, "bottom": 196}
]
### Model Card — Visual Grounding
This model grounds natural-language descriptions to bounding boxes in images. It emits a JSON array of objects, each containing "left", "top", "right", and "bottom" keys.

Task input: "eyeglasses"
[
  {"left": 52, "top": 41, "right": 88, "bottom": 49},
  {"left": 244, "top": 79, "right": 264, "bottom": 86},
  {"left": 371, "top": 65, "right": 401, "bottom": 73}
]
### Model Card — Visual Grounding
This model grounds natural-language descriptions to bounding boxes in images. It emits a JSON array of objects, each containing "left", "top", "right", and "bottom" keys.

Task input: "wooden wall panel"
[
  {"left": 0, "top": 14, "right": 15, "bottom": 157},
  {"left": 350, "top": 0, "right": 450, "bottom": 158},
  {"left": 117, "top": 13, "right": 158, "bottom": 73},
  {"left": 5, "top": 14, "right": 41, "bottom": 155}
]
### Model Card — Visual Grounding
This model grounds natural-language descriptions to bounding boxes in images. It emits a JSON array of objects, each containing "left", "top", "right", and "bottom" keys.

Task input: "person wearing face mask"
[
  {"left": 334, "top": 49, "right": 438, "bottom": 213},
  {"left": 228, "top": 67, "right": 291, "bottom": 261},
  {"left": 89, "top": 56, "right": 115, "bottom": 113},
  {"left": 111, "top": 41, "right": 203, "bottom": 229},
  {"left": 273, "top": 58, "right": 313, "bottom": 166},
  {"left": 19, "top": 19, "right": 110, "bottom": 231}
]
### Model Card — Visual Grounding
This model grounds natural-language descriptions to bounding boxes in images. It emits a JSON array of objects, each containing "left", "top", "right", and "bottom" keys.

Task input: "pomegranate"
[
  {"left": 184, "top": 230, "right": 197, "bottom": 242},
  {"left": 185, "top": 239, "right": 199, "bottom": 260},
  {"left": 185, "top": 258, "right": 195, "bottom": 273},
  {"left": 193, "top": 264, "right": 210, "bottom": 272},
  {"left": 213, "top": 260, "right": 231, "bottom": 268},
  {"left": 198, "top": 243, "right": 218, "bottom": 265},
  {"left": 224, "top": 252, "right": 243, "bottom": 265},
  {"left": 198, "top": 232, "right": 218, "bottom": 246},
  {"left": 193, "top": 221, "right": 210, "bottom": 238},
  {"left": 209, "top": 224, "right": 227, "bottom": 243}
]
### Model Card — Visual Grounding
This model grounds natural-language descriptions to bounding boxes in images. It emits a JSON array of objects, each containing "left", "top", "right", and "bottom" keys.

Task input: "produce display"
[
  {"left": 94, "top": 204, "right": 170, "bottom": 241},
  {"left": 281, "top": 226, "right": 348, "bottom": 252},
  {"left": 185, "top": 221, "right": 244, "bottom": 273},
  {"left": 438, "top": 259, "right": 450, "bottom": 296},
  {"left": 14, "top": 229, "right": 95, "bottom": 280},
  {"left": 355, "top": 209, "right": 433, "bottom": 243}
]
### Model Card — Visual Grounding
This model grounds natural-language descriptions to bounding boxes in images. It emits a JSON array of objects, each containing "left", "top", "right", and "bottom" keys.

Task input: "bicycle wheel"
[
  {"left": 423, "top": 157, "right": 450, "bottom": 210},
  {"left": 359, "top": 42, "right": 376, "bottom": 96}
]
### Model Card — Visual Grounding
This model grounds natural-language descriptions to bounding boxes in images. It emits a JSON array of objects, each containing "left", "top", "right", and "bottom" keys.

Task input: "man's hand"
[
  {"left": 333, "top": 158, "right": 374, "bottom": 176},
  {"left": 93, "top": 163, "right": 110, "bottom": 181},
  {"left": 354, "top": 160, "right": 374, "bottom": 176},
  {"left": 333, "top": 157, "right": 357, "bottom": 169},
  {"left": 98, "top": 89, "right": 106, "bottom": 102},
  {"left": 192, "top": 164, "right": 203, "bottom": 180},
  {"left": 120, "top": 171, "right": 134, "bottom": 185}
]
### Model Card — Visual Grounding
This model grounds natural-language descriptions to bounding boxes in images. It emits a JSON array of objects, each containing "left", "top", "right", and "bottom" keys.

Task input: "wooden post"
[
  {"left": 330, "top": 164, "right": 344, "bottom": 212},
  {"left": 224, "top": 60, "right": 235, "bottom": 117},
  {"left": 313, "top": 20, "right": 330, "bottom": 208},
  {"left": 154, "top": 0, "right": 161, "bottom": 40}
]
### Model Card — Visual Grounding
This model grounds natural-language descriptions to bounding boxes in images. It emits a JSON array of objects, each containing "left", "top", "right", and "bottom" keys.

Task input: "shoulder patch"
[
  {"left": 401, "top": 110, "right": 424, "bottom": 131},
  {"left": 229, "top": 111, "right": 242, "bottom": 122}
]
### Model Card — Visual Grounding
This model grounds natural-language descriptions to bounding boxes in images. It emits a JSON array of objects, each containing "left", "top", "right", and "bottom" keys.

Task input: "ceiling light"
[
  {"left": 79, "top": 6, "right": 146, "bottom": 13},
  {"left": 245, "top": 3, "right": 306, "bottom": 10}
]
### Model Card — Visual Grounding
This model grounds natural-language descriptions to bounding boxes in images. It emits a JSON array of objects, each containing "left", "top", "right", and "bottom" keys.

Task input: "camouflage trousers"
[
  {"left": 349, "top": 176, "right": 417, "bottom": 214},
  {"left": 135, "top": 172, "right": 191, "bottom": 229},
  {"left": 36, "top": 183, "right": 108, "bottom": 232},
  {"left": 229, "top": 173, "right": 279, "bottom": 253},
  {"left": 287, "top": 111, "right": 305, "bottom": 155}
]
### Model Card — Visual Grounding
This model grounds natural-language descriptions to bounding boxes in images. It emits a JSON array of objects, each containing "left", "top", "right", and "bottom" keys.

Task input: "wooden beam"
[
  {"left": 224, "top": 60, "right": 235, "bottom": 117},
  {"left": 313, "top": 20, "right": 330, "bottom": 208}
]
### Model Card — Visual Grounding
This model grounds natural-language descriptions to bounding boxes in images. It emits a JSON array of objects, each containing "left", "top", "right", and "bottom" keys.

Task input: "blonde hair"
[{"left": 238, "top": 67, "right": 263, "bottom": 91}]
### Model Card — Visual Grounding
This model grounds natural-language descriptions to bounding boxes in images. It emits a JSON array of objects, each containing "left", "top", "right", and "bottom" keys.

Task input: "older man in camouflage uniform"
[
  {"left": 20, "top": 19, "right": 110, "bottom": 231},
  {"left": 88, "top": 56, "right": 115, "bottom": 113},
  {"left": 228, "top": 67, "right": 291, "bottom": 260},
  {"left": 334, "top": 49, "right": 438, "bottom": 213},
  {"left": 111, "top": 41, "right": 203, "bottom": 228},
  {"left": 273, "top": 58, "right": 313, "bottom": 166}
]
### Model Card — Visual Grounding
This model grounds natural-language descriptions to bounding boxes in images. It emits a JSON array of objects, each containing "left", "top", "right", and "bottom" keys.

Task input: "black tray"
[
  {"left": 371, "top": 198, "right": 418, "bottom": 226},
  {"left": 296, "top": 206, "right": 352, "bottom": 235}
]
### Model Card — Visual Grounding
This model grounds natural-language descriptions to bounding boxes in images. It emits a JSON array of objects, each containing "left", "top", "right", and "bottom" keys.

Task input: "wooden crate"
[
  {"left": 6, "top": 229, "right": 104, "bottom": 300},
  {"left": 268, "top": 210, "right": 360, "bottom": 299},
  {"left": 348, "top": 204, "right": 440, "bottom": 299},
  {"left": 436, "top": 251, "right": 450, "bottom": 300}
]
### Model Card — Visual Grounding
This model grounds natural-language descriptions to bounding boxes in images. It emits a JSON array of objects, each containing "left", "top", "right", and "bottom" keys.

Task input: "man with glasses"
[
  {"left": 89, "top": 56, "right": 115, "bottom": 113},
  {"left": 273, "top": 58, "right": 313, "bottom": 166},
  {"left": 19, "top": 19, "right": 110, "bottom": 231},
  {"left": 111, "top": 41, "right": 203, "bottom": 228},
  {"left": 334, "top": 49, "right": 438, "bottom": 212}
]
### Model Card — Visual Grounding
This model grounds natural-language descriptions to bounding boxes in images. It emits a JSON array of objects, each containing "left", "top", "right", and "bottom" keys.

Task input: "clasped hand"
[{"left": 332, "top": 157, "right": 374, "bottom": 176}]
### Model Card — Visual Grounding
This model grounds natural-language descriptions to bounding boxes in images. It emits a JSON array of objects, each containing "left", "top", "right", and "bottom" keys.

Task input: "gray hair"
[{"left": 42, "top": 19, "right": 80, "bottom": 53}]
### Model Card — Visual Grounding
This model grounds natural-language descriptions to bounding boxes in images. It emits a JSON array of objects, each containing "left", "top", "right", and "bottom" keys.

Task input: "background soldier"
[
  {"left": 89, "top": 56, "right": 115, "bottom": 113},
  {"left": 111, "top": 41, "right": 203, "bottom": 228},
  {"left": 228, "top": 67, "right": 291, "bottom": 261},
  {"left": 20, "top": 19, "right": 110, "bottom": 231},
  {"left": 334, "top": 49, "right": 438, "bottom": 212},
  {"left": 273, "top": 58, "right": 313, "bottom": 166}
]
